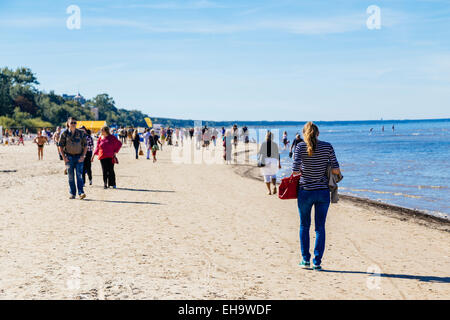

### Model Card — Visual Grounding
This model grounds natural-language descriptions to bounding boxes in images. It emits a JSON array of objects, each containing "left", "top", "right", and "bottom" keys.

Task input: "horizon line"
[{"left": 147, "top": 117, "right": 450, "bottom": 124}]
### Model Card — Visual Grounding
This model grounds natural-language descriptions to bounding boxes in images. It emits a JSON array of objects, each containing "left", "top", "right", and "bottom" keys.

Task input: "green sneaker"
[
  {"left": 312, "top": 265, "right": 322, "bottom": 271},
  {"left": 299, "top": 260, "right": 311, "bottom": 269}
]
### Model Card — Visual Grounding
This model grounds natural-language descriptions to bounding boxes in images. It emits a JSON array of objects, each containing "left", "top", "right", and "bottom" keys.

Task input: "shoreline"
[{"left": 232, "top": 162, "right": 450, "bottom": 232}]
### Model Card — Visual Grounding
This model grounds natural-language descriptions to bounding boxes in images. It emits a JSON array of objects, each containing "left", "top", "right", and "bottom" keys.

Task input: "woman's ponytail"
[{"left": 303, "top": 121, "right": 319, "bottom": 156}]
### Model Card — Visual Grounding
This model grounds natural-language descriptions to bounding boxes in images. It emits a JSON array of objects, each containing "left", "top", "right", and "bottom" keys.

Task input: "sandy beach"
[{"left": 0, "top": 141, "right": 448, "bottom": 300}]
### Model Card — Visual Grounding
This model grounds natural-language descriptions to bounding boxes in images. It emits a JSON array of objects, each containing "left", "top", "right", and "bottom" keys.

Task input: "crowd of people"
[
  {"left": 0, "top": 128, "right": 51, "bottom": 146},
  {"left": 1, "top": 118, "right": 342, "bottom": 270},
  {"left": 3, "top": 121, "right": 253, "bottom": 198}
]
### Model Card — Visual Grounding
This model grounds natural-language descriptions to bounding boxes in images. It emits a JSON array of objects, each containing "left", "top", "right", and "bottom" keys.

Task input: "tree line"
[{"left": 0, "top": 67, "right": 149, "bottom": 131}]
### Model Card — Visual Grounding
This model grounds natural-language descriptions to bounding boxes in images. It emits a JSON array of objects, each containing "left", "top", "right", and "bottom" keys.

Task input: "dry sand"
[{"left": 0, "top": 140, "right": 449, "bottom": 299}]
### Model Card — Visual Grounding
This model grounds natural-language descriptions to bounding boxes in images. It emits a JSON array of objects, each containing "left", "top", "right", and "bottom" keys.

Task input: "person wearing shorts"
[
  {"left": 34, "top": 131, "right": 48, "bottom": 160},
  {"left": 257, "top": 131, "right": 281, "bottom": 195},
  {"left": 148, "top": 129, "right": 162, "bottom": 163}
]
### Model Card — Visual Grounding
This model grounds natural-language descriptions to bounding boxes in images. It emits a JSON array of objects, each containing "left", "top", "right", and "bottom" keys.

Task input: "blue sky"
[{"left": 1, "top": 0, "right": 449, "bottom": 121}]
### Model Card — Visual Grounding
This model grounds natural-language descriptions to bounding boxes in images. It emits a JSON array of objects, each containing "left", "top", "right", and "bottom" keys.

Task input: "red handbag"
[{"left": 278, "top": 174, "right": 300, "bottom": 200}]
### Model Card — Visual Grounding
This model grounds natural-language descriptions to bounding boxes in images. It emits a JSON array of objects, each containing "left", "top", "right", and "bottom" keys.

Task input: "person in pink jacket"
[{"left": 92, "top": 126, "right": 122, "bottom": 189}]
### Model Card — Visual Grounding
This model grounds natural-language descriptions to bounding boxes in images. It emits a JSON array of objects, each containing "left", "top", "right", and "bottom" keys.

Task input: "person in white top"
[{"left": 143, "top": 129, "right": 151, "bottom": 159}]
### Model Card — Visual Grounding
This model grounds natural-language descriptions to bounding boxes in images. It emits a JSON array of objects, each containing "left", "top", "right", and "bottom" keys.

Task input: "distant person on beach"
[
  {"left": 257, "top": 131, "right": 281, "bottom": 195},
  {"left": 143, "top": 128, "right": 149, "bottom": 145},
  {"left": 160, "top": 127, "right": 166, "bottom": 148},
  {"left": 80, "top": 127, "right": 94, "bottom": 186},
  {"left": 143, "top": 128, "right": 151, "bottom": 154},
  {"left": 18, "top": 131, "right": 24, "bottom": 146},
  {"left": 58, "top": 117, "right": 87, "bottom": 199},
  {"left": 53, "top": 127, "right": 63, "bottom": 160},
  {"left": 282, "top": 131, "right": 290, "bottom": 150},
  {"left": 212, "top": 127, "right": 219, "bottom": 147},
  {"left": 33, "top": 130, "right": 48, "bottom": 160},
  {"left": 167, "top": 127, "right": 173, "bottom": 145},
  {"left": 42, "top": 128, "right": 50, "bottom": 144},
  {"left": 223, "top": 130, "right": 232, "bottom": 164},
  {"left": 127, "top": 128, "right": 133, "bottom": 147},
  {"left": 93, "top": 126, "right": 122, "bottom": 189},
  {"left": 242, "top": 126, "right": 249, "bottom": 144},
  {"left": 292, "top": 121, "right": 341, "bottom": 270},
  {"left": 203, "top": 127, "right": 211, "bottom": 149},
  {"left": 4, "top": 130, "right": 9, "bottom": 145},
  {"left": 132, "top": 130, "right": 141, "bottom": 159},
  {"left": 119, "top": 127, "right": 126, "bottom": 144},
  {"left": 118, "top": 127, "right": 123, "bottom": 143},
  {"left": 289, "top": 134, "right": 303, "bottom": 158},
  {"left": 148, "top": 129, "right": 162, "bottom": 163},
  {"left": 232, "top": 124, "right": 239, "bottom": 149}
]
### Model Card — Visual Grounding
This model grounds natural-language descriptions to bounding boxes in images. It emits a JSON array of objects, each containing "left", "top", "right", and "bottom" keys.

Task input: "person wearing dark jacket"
[
  {"left": 148, "top": 129, "right": 162, "bottom": 163},
  {"left": 58, "top": 117, "right": 87, "bottom": 199},
  {"left": 80, "top": 126, "right": 94, "bottom": 186},
  {"left": 289, "top": 133, "right": 303, "bottom": 158},
  {"left": 132, "top": 130, "right": 141, "bottom": 159}
]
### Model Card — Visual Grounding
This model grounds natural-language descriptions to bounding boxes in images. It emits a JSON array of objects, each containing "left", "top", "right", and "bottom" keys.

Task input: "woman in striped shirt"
[{"left": 292, "top": 122, "right": 341, "bottom": 270}]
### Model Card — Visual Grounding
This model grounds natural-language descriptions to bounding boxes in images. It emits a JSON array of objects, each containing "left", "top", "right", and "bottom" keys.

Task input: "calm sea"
[{"left": 253, "top": 119, "right": 450, "bottom": 219}]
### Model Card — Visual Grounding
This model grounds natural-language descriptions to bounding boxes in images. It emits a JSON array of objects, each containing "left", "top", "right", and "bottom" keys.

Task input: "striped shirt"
[{"left": 292, "top": 140, "right": 339, "bottom": 190}]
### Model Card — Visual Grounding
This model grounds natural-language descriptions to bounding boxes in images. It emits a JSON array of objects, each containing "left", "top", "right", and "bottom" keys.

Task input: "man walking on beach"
[
  {"left": 289, "top": 134, "right": 303, "bottom": 158},
  {"left": 58, "top": 117, "right": 88, "bottom": 199}
]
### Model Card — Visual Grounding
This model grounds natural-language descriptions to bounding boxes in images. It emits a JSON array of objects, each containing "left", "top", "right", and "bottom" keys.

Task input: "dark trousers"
[
  {"left": 133, "top": 142, "right": 140, "bottom": 159},
  {"left": 83, "top": 151, "right": 92, "bottom": 183},
  {"left": 100, "top": 158, "right": 116, "bottom": 187}
]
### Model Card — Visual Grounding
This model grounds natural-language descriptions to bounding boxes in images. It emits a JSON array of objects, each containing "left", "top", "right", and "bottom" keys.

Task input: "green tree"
[
  {"left": 89, "top": 94, "right": 117, "bottom": 122},
  {"left": 9, "top": 67, "right": 39, "bottom": 87},
  {"left": 0, "top": 116, "right": 17, "bottom": 128},
  {"left": 0, "top": 73, "right": 13, "bottom": 116}
]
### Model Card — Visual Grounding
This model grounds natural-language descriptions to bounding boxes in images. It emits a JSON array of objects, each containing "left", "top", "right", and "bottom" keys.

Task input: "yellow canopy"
[
  {"left": 77, "top": 121, "right": 107, "bottom": 132},
  {"left": 144, "top": 117, "right": 153, "bottom": 128}
]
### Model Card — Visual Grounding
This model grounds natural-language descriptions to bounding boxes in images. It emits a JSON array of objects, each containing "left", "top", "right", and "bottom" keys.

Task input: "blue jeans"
[
  {"left": 67, "top": 154, "right": 84, "bottom": 196},
  {"left": 297, "top": 188, "right": 330, "bottom": 266}
]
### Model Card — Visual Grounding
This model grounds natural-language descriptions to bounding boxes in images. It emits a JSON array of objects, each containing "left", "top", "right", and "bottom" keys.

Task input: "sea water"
[{"left": 253, "top": 119, "right": 450, "bottom": 219}]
